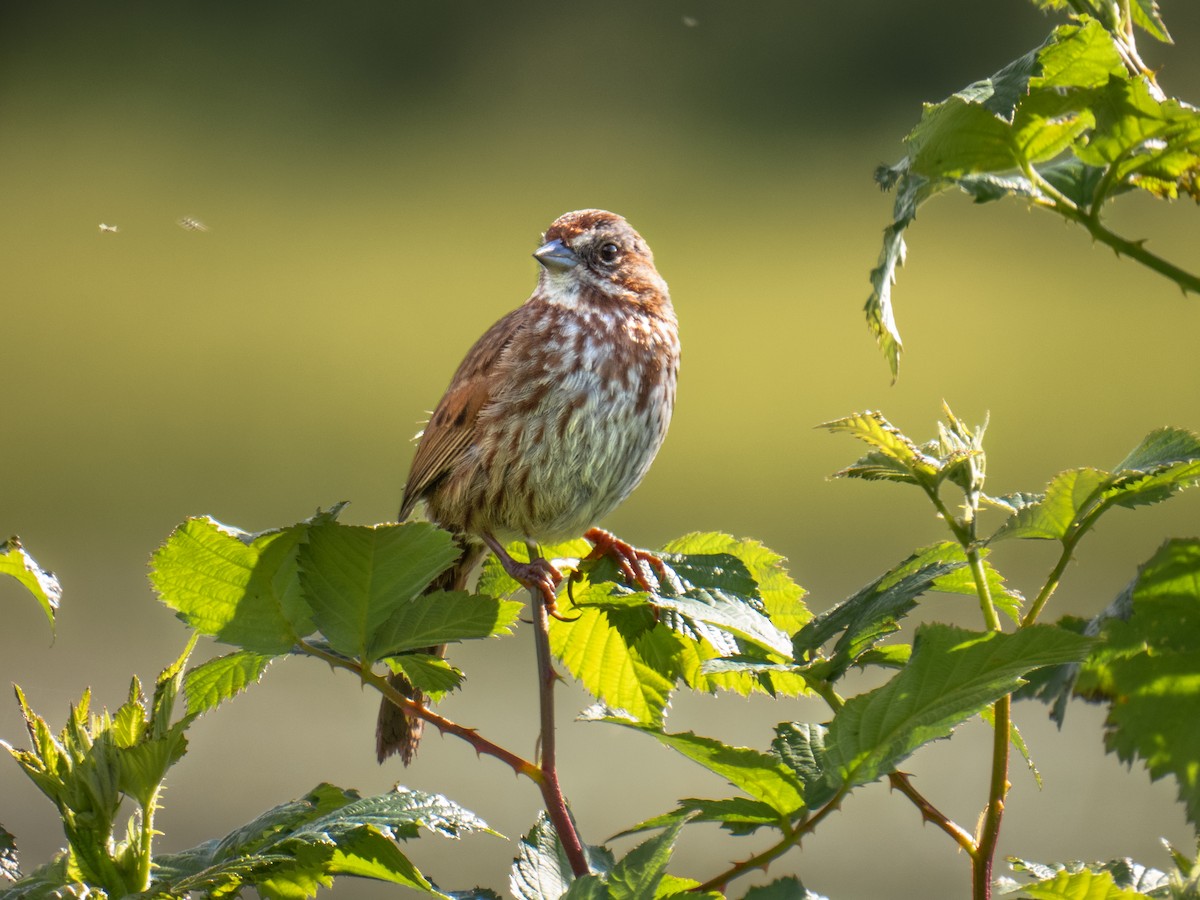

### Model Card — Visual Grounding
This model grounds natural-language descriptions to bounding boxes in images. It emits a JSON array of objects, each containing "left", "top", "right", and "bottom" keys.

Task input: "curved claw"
[{"left": 581, "top": 527, "right": 664, "bottom": 594}]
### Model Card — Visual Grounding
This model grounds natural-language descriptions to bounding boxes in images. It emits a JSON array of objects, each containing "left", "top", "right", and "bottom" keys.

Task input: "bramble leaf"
[
  {"left": 585, "top": 712, "right": 805, "bottom": 817},
  {"left": 867, "top": 13, "right": 1200, "bottom": 375},
  {"left": 151, "top": 511, "right": 333, "bottom": 654},
  {"left": 1, "top": 537, "right": 61, "bottom": 633},
  {"left": 825, "top": 624, "right": 1092, "bottom": 791},
  {"left": 1073, "top": 539, "right": 1200, "bottom": 827},
  {"left": 298, "top": 520, "right": 464, "bottom": 665},
  {"left": 793, "top": 543, "right": 967, "bottom": 678},
  {"left": 152, "top": 784, "right": 495, "bottom": 898},
  {"left": 614, "top": 797, "right": 780, "bottom": 839},
  {"left": 992, "top": 428, "right": 1200, "bottom": 544},
  {"left": 744, "top": 877, "right": 830, "bottom": 900},
  {"left": 182, "top": 651, "right": 274, "bottom": 718}
]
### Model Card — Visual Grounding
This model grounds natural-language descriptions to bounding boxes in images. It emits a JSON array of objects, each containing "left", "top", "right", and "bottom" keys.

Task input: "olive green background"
[{"left": 2, "top": 2, "right": 1199, "bottom": 897}]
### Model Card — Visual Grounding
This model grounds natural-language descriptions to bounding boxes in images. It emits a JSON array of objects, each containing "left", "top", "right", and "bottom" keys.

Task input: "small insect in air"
[
  {"left": 98, "top": 223, "right": 120, "bottom": 234},
  {"left": 177, "top": 216, "right": 209, "bottom": 232},
  {"left": 682, "top": 15, "right": 699, "bottom": 27}
]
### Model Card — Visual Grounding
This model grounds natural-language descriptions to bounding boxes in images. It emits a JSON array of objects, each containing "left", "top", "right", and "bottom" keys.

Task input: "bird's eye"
[{"left": 598, "top": 242, "right": 620, "bottom": 264}]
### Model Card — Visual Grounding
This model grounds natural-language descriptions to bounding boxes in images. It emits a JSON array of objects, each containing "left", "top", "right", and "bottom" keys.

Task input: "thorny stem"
[
  {"left": 924, "top": 465, "right": 1012, "bottom": 900},
  {"left": 811, "top": 680, "right": 980, "bottom": 869},
  {"left": 1021, "top": 541, "right": 1077, "bottom": 628},
  {"left": 888, "top": 772, "right": 977, "bottom": 855},
  {"left": 694, "top": 788, "right": 849, "bottom": 894},
  {"left": 298, "top": 639, "right": 541, "bottom": 780},
  {"left": 529, "top": 574, "right": 589, "bottom": 878},
  {"left": 1023, "top": 144, "right": 1200, "bottom": 297},
  {"left": 975, "top": 695, "right": 1012, "bottom": 900}
]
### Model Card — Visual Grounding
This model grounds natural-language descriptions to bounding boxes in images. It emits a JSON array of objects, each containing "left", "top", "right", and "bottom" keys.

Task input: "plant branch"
[
  {"left": 694, "top": 788, "right": 848, "bottom": 894},
  {"left": 1023, "top": 159, "right": 1200, "bottom": 295},
  {"left": 888, "top": 771, "right": 977, "bottom": 855},
  {"left": 529, "top": 579, "right": 589, "bottom": 878},
  {"left": 974, "top": 695, "right": 1012, "bottom": 900},
  {"left": 297, "top": 639, "right": 542, "bottom": 781},
  {"left": 1083, "top": 216, "right": 1200, "bottom": 295},
  {"left": 1020, "top": 541, "right": 1076, "bottom": 627}
]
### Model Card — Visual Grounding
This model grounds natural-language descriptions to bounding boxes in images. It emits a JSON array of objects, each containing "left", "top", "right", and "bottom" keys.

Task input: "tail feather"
[{"left": 375, "top": 540, "right": 484, "bottom": 765}]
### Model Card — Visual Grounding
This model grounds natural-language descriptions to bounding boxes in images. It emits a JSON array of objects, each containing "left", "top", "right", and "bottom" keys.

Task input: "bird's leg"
[
  {"left": 577, "top": 527, "right": 665, "bottom": 594},
  {"left": 481, "top": 533, "right": 573, "bottom": 621}
]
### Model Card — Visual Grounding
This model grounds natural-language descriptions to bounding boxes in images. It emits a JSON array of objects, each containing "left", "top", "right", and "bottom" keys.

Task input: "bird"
[{"left": 376, "top": 209, "right": 680, "bottom": 765}]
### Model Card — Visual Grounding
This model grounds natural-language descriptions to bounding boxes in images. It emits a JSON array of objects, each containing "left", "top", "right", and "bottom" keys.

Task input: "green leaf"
[
  {"left": 1130, "top": 0, "right": 1172, "bottom": 43},
  {"left": 991, "top": 468, "right": 1109, "bottom": 542},
  {"left": 587, "top": 713, "right": 805, "bottom": 817},
  {"left": 605, "top": 819, "right": 683, "bottom": 900},
  {"left": 152, "top": 784, "right": 493, "bottom": 898},
  {"left": 510, "top": 814, "right": 576, "bottom": 900},
  {"left": 659, "top": 533, "right": 810, "bottom": 636},
  {"left": 993, "top": 428, "right": 1200, "bottom": 544},
  {"left": 297, "top": 520, "right": 462, "bottom": 665},
  {"left": 1014, "top": 869, "right": 1147, "bottom": 899},
  {"left": 614, "top": 797, "right": 780, "bottom": 839},
  {"left": 744, "top": 877, "right": 829, "bottom": 900},
  {"left": 368, "top": 590, "right": 523, "bottom": 659},
  {"left": 549, "top": 591, "right": 675, "bottom": 726},
  {"left": 117, "top": 730, "right": 189, "bottom": 808},
  {"left": 770, "top": 723, "right": 836, "bottom": 808},
  {"left": 825, "top": 624, "right": 1093, "bottom": 791},
  {"left": 907, "top": 97, "right": 1017, "bottom": 178},
  {"left": 1, "top": 824, "right": 18, "bottom": 883},
  {"left": 384, "top": 654, "right": 465, "bottom": 701},
  {"left": 1006, "top": 857, "right": 1170, "bottom": 896},
  {"left": 931, "top": 548, "right": 1025, "bottom": 624},
  {"left": 823, "top": 411, "right": 940, "bottom": 485},
  {"left": 151, "top": 513, "right": 327, "bottom": 654},
  {"left": 182, "top": 650, "right": 275, "bottom": 717},
  {"left": 866, "top": 170, "right": 942, "bottom": 379},
  {"left": 1074, "top": 539, "right": 1200, "bottom": 827},
  {"left": 1031, "top": 20, "right": 1126, "bottom": 91},
  {"left": 577, "top": 574, "right": 789, "bottom": 658},
  {"left": 794, "top": 543, "right": 967, "bottom": 678},
  {"left": 1, "top": 537, "right": 60, "bottom": 632}
]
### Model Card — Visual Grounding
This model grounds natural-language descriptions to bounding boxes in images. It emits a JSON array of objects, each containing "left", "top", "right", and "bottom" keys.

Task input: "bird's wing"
[{"left": 399, "top": 306, "right": 526, "bottom": 521}]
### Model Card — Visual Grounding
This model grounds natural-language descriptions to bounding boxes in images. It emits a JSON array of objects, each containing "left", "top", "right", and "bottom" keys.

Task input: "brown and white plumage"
[{"left": 377, "top": 209, "right": 679, "bottom": 764}]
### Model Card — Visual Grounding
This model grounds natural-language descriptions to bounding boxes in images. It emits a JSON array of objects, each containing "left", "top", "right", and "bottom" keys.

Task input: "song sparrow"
[{"left": 376, "top": 209, "right": 680, "bottom": 764}]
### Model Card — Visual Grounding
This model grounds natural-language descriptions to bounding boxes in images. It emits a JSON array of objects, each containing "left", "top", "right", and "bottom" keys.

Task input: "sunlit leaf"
[
  {"left": 604, "top": 820, "right": 683, "bottom": 900},
  {"left": 182, "top": 651, "right": 274, "bottom": 718},
  {"left": 367, "top": 590, "right": 522, "bottom": 660},
  {"left": 0, "top": 537, "right": 61, "bottom": 633},
  {"left": 549, "top": 587, "right": 676, "bottom": 726},
  {"left": 1, "top": 824, "right": 19, "bottom": 883},
  {"left": 298, "top": 520, "right": 462, "bottom": 665},
  {"left": 384, "top": 654, "right": 464, "bottom": 701},
  {"left": 585, "top": 712, "right": 805, "bottom": 817},
  {"left": 1011, "top": 868, "right": 1147, "bottom": 899},
  {"left": 823, "top": 411, "right": 939, "bottom": 484},
  {"left": 793, "top": 543, "right": 966, "bottom": 678},
  {"left": 152, "top": 784, "right": 494, "bottom": 898},
  {"left": 614, "top": 797, "right": 780, "bottom": 839},
  {"left": 1074, "top": 539, "right": 1200, "bottom": 827},
  {"left": 771, "top": 722, "right": 837, "bottom": 808},
  {"left": 825, "top": 624, "right": 1092, "bottom": 791},
  {"left": 151, "top": 513, "right": 329, "bottom": 654},
  {"left": 510, "top": 814, "right": 576, "bottom": 900},
  {"left": 743, "top": 877, "right": 829, "bottom": 900}
]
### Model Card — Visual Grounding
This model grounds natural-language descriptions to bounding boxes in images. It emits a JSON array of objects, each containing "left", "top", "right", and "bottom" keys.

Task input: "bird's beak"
[{"left": 533, "top": 238, "right": 580, "bottom": 272}]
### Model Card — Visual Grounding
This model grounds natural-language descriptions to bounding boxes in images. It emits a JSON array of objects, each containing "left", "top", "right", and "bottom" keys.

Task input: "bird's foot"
[
  {"left": 578, "top": 527, "right": 665, "bottom": 594},
  {"left": 484, "top": 535, "right": 575, "bottom": 621}
]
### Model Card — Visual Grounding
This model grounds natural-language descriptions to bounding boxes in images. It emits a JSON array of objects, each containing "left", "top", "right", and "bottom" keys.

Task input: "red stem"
[{"left": 530, "top": 582, "right": 589, "bottom": 876}]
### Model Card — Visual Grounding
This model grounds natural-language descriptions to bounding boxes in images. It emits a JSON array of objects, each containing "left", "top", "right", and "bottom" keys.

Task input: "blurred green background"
[{"left": 2, "top": 1, "right": 1199, "bottom": 896}]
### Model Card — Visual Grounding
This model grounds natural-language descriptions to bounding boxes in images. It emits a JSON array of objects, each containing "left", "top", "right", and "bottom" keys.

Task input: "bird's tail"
[{"left": 375, "top": 540, "right": 485, "bottom": 765}]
